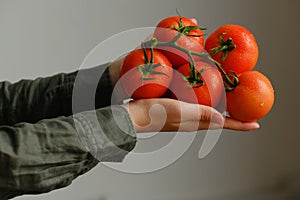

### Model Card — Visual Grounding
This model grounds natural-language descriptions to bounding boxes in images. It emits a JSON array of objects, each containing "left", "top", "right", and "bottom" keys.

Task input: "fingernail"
[{"left": 253, "top": 122, "right": 260, "bottom": 129}]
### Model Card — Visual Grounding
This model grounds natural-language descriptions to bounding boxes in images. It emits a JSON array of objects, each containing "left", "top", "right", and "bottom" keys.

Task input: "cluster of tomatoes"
[{"left": 120, "top": 15, "right": 274, "bottom": 123}]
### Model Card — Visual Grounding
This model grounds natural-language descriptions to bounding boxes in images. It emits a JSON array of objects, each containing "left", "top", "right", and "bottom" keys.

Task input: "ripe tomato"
[
  {"left": 170, "top": 61, "right": 224, "bottom": 107},
  {"left": 119, "top": 48, "right": 173, "bottom": 99},
  {"left": 153, "top": 16, "right": 205, "bottom": 68},
  {"left": 226, "top": 71, "right": 274, "bottom": 122},
  {"left": 205, "top": 24, "right": 259, "bottom": 74}
]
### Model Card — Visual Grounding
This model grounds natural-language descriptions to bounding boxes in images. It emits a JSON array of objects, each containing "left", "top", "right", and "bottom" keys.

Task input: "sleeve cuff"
[{"left": 73, "top": 105, "right": 136, "bottom": 162}]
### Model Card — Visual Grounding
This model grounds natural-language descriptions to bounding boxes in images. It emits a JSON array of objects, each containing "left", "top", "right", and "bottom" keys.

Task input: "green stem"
[
  {"left": 142, "top": 34, "right": 239, "bottom": 91},
  {"left": 141, "top": 42, "right": 149, "bottom": 64},
  {"left": 150, "top": 46, "right": 154, "bottom": 63},
  {"left": 209, "top": 35, "right": 236, "bottom": 62},
  {"left": 139, "top": 41, "right": 169, "bottom": 80}
]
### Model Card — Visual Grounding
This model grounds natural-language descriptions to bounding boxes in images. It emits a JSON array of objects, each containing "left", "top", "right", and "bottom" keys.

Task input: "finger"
[
  {"left": 184, "top": 117, "right": 259, "bottom": 132},
  {"left": 223, "top": 117, "right": 260, "bottom": 131},
  {"left": 177, "top": 119, "right": 226, "bottom": 132},
  {"left": 135, "top": 33, "right": 154, "bottom": 50},
  {"left": 190, "top": 18, "right": 198, "bottom": 25},
  {"left": 199, "top": 121, "right": 225, "bottom": 130},
  {"left": 197, "top": 104, "right": 224, "bottom": 125},
  {"left": 178, "top": 103, "right": 225, "bottom": 131},
  {"left": 180, "top": 103, "right": 220, "bottom": 122}
]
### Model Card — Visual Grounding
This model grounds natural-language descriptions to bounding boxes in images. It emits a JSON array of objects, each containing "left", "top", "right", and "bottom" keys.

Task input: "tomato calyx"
[
  {"left": 209, "top": 33, "right": 236, "bottom": 61},
  {"left": 138, "top": 43, "right": 169, "bottom": 80},
  {"left": 168, "top": 15, "right": 206, "bottom": 38},
  {"left": 173, "top": 24, "right": 206, "bottom": 37},
  {"left": 138, "top": 63, "right": 168, "bottom": 80}
]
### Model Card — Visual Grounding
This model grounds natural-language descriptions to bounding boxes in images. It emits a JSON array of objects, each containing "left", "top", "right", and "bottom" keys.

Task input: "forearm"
[
  {"left": 0, "top": 74, "right": 68, "bottom": 125},
  {"left": 0, "top": 105, "right": 136, "bottom": 199},
  {"left": 0, "top": 63, "right": 114, "bottom": 125},
  {"left": 0, "top": 114, "right": 96, "bottom": 199}
]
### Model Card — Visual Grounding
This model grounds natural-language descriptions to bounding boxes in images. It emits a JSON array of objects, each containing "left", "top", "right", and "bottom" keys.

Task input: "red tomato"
[
  {"left": 170, "top": 61, "right": 224, "bottom": 107},
  {"left": 119, "top": 48, "right": 173, "bottom": 99},
  {"left": 205, "top": 24, "right": 259, "bottom": 74},
  {"left": 226, "top": 71, "right": 274, "bottom": 122},
  {"left": 153, "top": 16, "right": 205, "bottom": 68}
]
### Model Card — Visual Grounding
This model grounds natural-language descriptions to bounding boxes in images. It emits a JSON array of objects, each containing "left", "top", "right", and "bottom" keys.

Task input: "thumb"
[{"left": 190, "top": 18, "right": 198, "bottom": 25}]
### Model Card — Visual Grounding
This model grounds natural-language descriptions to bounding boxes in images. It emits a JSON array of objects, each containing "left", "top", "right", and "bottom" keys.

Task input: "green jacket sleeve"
[
  {"left": 0, "top": 106, "right": 136, "bottom": 199},
  {"left": 0, "top": 63, "right": 115, "bottom": 125},
  {"left": 0, "top": 64, "right": 137, "bottom": 199}
]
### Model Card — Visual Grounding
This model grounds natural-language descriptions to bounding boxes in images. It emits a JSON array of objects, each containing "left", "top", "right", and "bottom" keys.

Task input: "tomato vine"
[{"left": 141, "top": 33, "right": 239, "bottom": 91}]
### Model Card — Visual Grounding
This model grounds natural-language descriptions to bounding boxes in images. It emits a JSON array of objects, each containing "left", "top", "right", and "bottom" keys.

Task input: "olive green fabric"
[{"left": 0, "top": 64, "right": 137, "bottom": 199}]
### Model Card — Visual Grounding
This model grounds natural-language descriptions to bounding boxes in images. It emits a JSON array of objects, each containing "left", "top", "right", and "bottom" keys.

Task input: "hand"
[{"left": 122, "top": 98, "right": 260, "bottom": 133}]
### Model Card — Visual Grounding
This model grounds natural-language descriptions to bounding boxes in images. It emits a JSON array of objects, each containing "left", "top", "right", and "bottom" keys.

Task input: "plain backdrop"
[{"left": 1, "top": 0, "right": 300, "bottom": 200}]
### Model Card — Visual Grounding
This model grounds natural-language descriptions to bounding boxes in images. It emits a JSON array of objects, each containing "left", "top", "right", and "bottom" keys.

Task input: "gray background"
[{"left": 1, "top": 0, "right": 300, "bottom": 200}]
